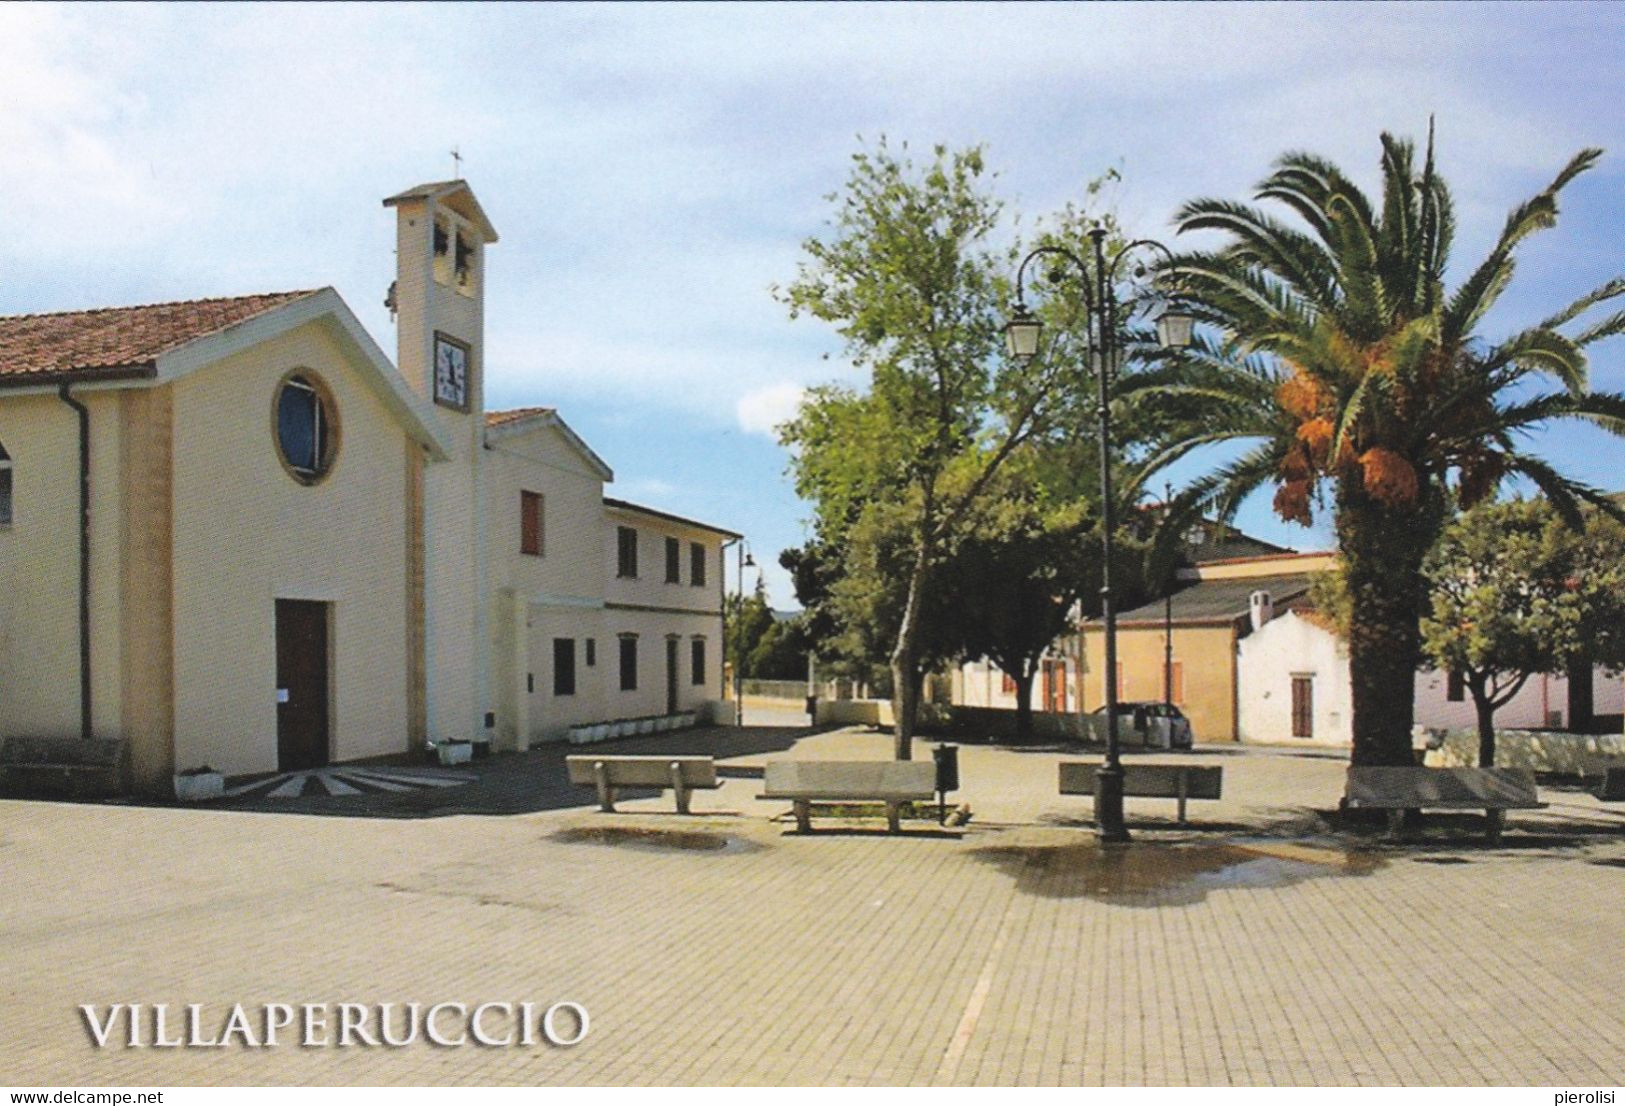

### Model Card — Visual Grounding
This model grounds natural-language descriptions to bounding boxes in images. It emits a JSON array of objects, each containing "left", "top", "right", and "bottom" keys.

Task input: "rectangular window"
[
  {"left": 521, "top": 491, "right": 544, "bottom": 556},
  {"left": 617, "top": 526, "right": 638, "bottom": 578},
  {"left": 585, "top": 638, "right": 596, "bottom": 667},
  {"left": 0, "top": 448, "right": 11, "bottom": 525},
  {"left": 1446, "top": 669, "right": 1465, "bottom": 702},
  {"left": 619, "top": 636, "right": 638, "bottom": 691},
  {"left": 553, "top": 638, "right": 575, "bottom": 696},
  {"left": 665, "top": 536, "right": 681, "bottom": 583},
  {"left": 690, "top": 542, "right": 706, "bottom": 587},
  {"left": 691, "top": 639, "right": 706, "bottom": 686}
]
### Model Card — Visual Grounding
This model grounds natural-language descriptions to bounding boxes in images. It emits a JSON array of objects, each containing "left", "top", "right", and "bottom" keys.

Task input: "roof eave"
[
  {"left": 484, "top": 410, "right": 614, "bottom": 481},
  {"left": 0, "top": 364, "right": 158, "bottom": 392}
]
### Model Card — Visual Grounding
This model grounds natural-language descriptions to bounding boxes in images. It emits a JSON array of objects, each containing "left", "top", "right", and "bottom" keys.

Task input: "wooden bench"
[
  {"left": 0, "top": 737, "right": 126, "bottom": 798},
  {"left": 1343, "top": 766, "right": 1546, "bottom": 843},
  {"left": 565, "top": 755, "right": 721, "bottom": 814},
  {"left": 758, "top": 760, "right": 936, "bottom": 833},
  {"left": 1058, "top": 761, "right": 1223, "bottom": 824}
]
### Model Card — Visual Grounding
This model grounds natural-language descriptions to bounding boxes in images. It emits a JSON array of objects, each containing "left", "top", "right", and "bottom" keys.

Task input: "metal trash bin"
[
  {"left": 932, "top": 743, "right": 959, "bottom": 824},
  {"left": 933, "top": 743, "right": 960, "bottom": 793}
]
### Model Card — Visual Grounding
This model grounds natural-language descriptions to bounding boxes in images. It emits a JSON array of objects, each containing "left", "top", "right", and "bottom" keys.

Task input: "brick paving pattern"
[{"left": 2, "top": 722, "right": 1623, "bottom": 1085}]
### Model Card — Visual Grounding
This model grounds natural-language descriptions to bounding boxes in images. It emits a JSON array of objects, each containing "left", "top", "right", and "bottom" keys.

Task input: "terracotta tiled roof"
[
  {"left": 0, "top": 290, "right": 322, "bottom": 385},
  {"left": 485, "top": 406, "right": 555, "bottom": 428}
]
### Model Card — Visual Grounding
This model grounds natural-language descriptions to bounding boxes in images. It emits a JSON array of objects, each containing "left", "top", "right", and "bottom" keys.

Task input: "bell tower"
[
  {"left": 384, "top": 180, "right": 499, "bottom": 746},
  {"left": 384, "top": 179, "right": 499, "bottom": 418}
]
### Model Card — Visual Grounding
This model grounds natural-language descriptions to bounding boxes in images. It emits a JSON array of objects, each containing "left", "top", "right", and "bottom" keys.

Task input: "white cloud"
[{"left": 735, "top": 382, "right": 805, "bottom": 438}]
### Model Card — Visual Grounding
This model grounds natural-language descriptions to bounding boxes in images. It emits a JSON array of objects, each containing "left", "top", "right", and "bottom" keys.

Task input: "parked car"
[{"left": 1088, "top": 701, "right": 1194, "bottom": 750}]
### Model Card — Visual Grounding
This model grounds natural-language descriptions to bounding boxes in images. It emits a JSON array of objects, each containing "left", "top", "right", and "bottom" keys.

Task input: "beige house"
[{"left": 0, "top": 179, "right": 736, "bottom": 794}]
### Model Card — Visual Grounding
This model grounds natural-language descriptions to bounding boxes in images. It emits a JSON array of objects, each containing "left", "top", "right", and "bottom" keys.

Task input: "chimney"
[{"left": 1249, "top": 590, "right": 1273, "bottom": 631}]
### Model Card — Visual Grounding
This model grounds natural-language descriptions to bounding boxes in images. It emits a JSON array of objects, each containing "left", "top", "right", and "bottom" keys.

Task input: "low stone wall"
[
  {"left": 1423, "top": 728, "right": 1625, "bottom": 775},
  {"left": 813, "top": 699, "right": 1104, "bottom": 743}
]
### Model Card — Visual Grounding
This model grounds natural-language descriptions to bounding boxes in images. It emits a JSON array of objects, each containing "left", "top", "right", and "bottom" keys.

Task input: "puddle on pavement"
[
  {"left": 550, "top": 825, "right": 763, "bottom": 854},
  {"left": 968, "top": 839, "right": 1383, "bottom": 907}
]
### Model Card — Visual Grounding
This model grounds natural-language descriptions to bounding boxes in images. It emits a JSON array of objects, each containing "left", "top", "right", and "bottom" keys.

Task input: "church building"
[{"left": 0, "top": 179, "right": 737, "bottom": 794}]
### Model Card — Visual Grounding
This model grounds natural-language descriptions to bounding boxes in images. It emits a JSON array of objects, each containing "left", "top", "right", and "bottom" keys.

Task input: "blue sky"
[{"left": 4, "top": 2, "right": 1622, "bottom": 605}]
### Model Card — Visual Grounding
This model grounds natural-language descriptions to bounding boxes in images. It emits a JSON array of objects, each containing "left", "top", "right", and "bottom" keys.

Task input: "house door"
[
  {"left": 666, "top": 637, "right": 680, "bottom": 715},
  {"left": 276, "top": 600, "right": 330, "bottom": 771},
  {"left": 1042, "top": 659, "right": 1066, "bottom": 713},
  {"left": 1291, "top": 675, "right": 1313, "bottom": 739}
]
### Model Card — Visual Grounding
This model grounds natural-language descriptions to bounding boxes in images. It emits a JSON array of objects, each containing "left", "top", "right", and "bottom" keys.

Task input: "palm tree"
[{"left": 1132, "top": 127, "right": 1625, "bottom": 766}]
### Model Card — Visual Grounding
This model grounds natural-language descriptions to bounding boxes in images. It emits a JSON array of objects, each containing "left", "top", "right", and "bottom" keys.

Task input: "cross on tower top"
[{"left": 451, "top": 147, "right": 463, "bottom": 180}]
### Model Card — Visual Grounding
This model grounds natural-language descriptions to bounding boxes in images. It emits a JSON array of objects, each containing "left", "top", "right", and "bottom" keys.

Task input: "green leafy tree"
[
  {"left": 723, "top": 581, "right": 777, "bottom": 681},
  {"left": 778, "top": 141, "right": 1100, "bottom": 758},
  {"left": 1133, "top": 126, "right": 1625, "bottom": 766},
  {"left": 1422, "top": 498, "right": 1625, "bottom": 766}
]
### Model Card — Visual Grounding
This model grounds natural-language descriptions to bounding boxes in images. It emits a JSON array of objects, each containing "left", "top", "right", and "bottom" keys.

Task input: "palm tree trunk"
[{"left": 1339, "top": 498, "right": 1436, "bottom": 766}]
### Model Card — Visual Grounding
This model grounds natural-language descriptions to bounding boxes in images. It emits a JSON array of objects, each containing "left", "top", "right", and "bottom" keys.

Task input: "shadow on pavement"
[{"left": 64, "top": 724, "right": 817, "bottom": 821}]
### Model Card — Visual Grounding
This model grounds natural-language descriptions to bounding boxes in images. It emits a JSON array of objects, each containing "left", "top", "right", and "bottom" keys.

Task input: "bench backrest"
[
  {"left": 566, "top": 756, "right": 717, "bottom": 788},
  {"left": 1059, "top": 761, "right": 1222, "bottom": 799},
  {"left": 1345, "top": 766, "right": 1540, "bottom": 808},
  {"left": 0, "top": 737, "right": 126, "bottom": 768},
  {"left": 761, "top": 760, "right": 936, "bottom": 801}
]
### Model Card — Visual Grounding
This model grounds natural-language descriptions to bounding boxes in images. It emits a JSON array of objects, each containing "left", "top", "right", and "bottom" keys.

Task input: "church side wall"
[{"left": 0, "top": 391, "right": 125, "bottom": 746}]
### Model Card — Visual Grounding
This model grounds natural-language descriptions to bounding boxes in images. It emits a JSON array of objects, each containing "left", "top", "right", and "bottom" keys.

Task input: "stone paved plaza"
[{"left": 3, "top": 721, "right": 1624, "bottom": 1086}]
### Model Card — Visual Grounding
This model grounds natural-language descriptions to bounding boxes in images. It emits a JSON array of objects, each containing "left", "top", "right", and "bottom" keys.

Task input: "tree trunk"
[
  {"left": 1471, "top": 684, "right": 1497, "bottom": 768},
  {"left": 1013, "top": 667, "right": 1035, "bottom": 740},
  {"left": 1338, "top": 497, "right": 1438, "bottom": 766},
  {"left": 889, "top": 538, "right": 933, "bottom": 761},
  {"left": 1566, "top": 656, "right": 1594, "bottom": 734}
]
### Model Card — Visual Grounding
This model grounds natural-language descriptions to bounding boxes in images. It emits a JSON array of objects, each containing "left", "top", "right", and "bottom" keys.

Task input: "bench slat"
[
  {"left": 760, "top": 760, "right": 935, "bottom": 802},
  {"left": 566, "top": 756, "right": 719, "bottom": 789},
  {"left": 1344, "top": 766, "right": 1544, "bottom": 811},
  {"left": 1059, "top": 761, "right": 1222, "bottom": 800}
]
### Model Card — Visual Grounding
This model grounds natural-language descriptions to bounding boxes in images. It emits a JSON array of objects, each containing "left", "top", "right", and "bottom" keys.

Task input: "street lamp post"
[
  {"left": 1004, "top": 224, "right": 1193, "bottom": 844},
  {"left": 734, "top": 544, "right": 755, "bottom": 727},
  {"left": 1164, "top": 482, "right": 1175, "bottom": 708}
]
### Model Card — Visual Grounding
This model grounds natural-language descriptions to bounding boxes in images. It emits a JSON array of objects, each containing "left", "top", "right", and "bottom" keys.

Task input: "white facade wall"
[
  {"left": 168, "top": 322, "right": 412, "bottom": 776},
  {"left": 953, "top": 657, "right": 1074, "bottom": 713},
  {"left": 1236, "top": 610, "right": 1353, "bottom": 746},
  {"left": 1240, "top": 611, "right": 1625, "bottom": 746},
  {"left": 1415, "top": 666, "right": 1624, "bottom": 731}
]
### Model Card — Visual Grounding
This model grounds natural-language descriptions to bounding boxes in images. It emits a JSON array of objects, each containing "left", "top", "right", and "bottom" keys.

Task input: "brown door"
[
  {"left": 666, "top": 637, "right": 680, "bottom": 715},
  {"left": 1042, "top": 659, "right": 1066, "bottom": 713},
  {"left": 1291, "top": 675, "right": 1313, "bottom": 739},
  {"left": 276, "top": 600, "right": 330, "bottom": 770}
]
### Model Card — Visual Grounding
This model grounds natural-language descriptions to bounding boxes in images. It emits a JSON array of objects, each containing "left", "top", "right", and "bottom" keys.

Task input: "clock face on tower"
[{"left": 433, "top": 333, "right": 470, "bottom": 411}]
